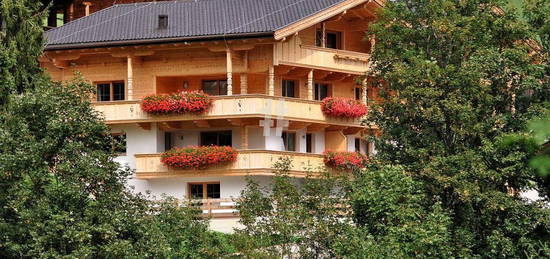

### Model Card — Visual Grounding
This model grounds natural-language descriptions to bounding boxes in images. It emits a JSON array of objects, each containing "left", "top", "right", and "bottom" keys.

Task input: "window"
[
  {"left": 200, "top": 131, "right": 232, "bottom": 147},
  {"left": 96, "top": 82, "right": 125, "bottom": 102},
  {"left": 355, "top": 138, "right": 361, "bottom": 153},
  {"left": 112, "top": 133, "right": 126, "bottom": 155},
  {"left": 282, "top": 132, "right": 296, "bottom": 152},
  {"left": 282, "top": 80, "right": 297, "bottom": 98},
  {"left": 202, "top": 80, "right": 228, "bottom": 96},
  {"left": 316, "top": 30, "right": 342, "bottom": 49},
  {"left": 326, "top": 32, "right": 341, "bottom": 49},
  {"left": 306, "top": 134, "right": 313, "bottom": 153},
  {"left": 314, "top": 83, "right": 330, "bottom": 101},
  {"left": 355, "top": 87, "right": 362, "bottom": 101},
  {"left": 164, "top": 132, "right": 173, "bottom": 151},
  {"left": 189, "top": 183, "right": 221, "bottom": 199},
  {"left": 158, "top": 15, "right": 168, "bottom": 29}
]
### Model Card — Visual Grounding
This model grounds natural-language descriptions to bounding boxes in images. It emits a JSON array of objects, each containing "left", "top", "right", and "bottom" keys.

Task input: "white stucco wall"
[
  {"left": 247, "top": 127, "right": 266, "bottom": 150},
  {"left": 136, "top": 175, "right": 277, "bottom": 199}
]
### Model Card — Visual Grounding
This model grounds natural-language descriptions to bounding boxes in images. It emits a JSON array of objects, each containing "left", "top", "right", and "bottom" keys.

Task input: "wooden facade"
[{"left": 41, "top": 0, "right": 382, "bottom": 178}]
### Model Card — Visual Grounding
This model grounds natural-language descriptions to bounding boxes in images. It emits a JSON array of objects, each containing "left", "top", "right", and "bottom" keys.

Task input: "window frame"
[
  {"left": 188, "top": 182, "right": 221, "bottom": 199},
  {"left": 306, "top": 133, "right": 313, "bottom": 153},
  {"left": 281, "top": 79, "right": 298, "bottom": 98},
  {"left": 95, "top": 81, "right": 126, "bottom": 102},
  {"left": 314, "top": 82, "right": 331, "bottom": 101},
  {"left": 201, "top": 79, "right": 228, "bottom": 96},
  {"left": 282, "top": 131, "right": 297, "bottom": 152},
  {"left": 200, "top": 130, "right": 233, "bottom": 147}
]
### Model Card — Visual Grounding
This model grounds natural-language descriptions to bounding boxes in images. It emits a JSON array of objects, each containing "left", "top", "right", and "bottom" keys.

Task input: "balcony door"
[
  {"left": 202, "top": 80, "right": 228, "bottom": 96},
  {"left": 200, "top": 131, "right": 232, "bottom": 147}
]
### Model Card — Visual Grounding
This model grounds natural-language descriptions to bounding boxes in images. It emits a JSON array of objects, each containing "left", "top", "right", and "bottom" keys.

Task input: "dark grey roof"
[{"left": 45, "top": 0, "right": 346, "bottom": 49}]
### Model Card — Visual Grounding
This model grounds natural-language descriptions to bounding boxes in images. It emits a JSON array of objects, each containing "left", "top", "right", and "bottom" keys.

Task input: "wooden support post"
[
  {"left": 240, "top": 51, "right": 248, "bottom": 94},
  {"left": 241, "top": 126, "right": 249, "bottom": 150},
  {"left": 127, "top": 56, "right": 133, "bottom": 100},
  {"left": 83, "top": 2, "right": 92, "bottom": 16},
  {"left": 226, "top": 49, "right": 233, "bottom": 95},
  {"left": 307, "top": 69, "right": 314, "bottom": 100},
  {"left": 321, "top": 22, "right": 326, "bottom": 48},
  {"left": 362, "top": 78, "right": 368, "bottom": 105},
  {"left": 240, "top": 74, "right": 248, "bottom": 95},
  {"left": 268, "top": 65, "right": 275, "bottom": 96}
]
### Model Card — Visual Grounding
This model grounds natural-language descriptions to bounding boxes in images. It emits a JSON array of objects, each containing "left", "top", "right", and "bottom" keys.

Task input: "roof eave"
[
  {"left": 273, "top": 0, "right": 384, "bottom": 41},
  {"left": 44, "top": 32, "right": 274, "bottom": 51}
]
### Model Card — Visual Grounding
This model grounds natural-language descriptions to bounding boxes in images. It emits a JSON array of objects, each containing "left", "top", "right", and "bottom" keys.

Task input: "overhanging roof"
[{"left": 44, "top": 0, "right": 357, "bottom": 50}]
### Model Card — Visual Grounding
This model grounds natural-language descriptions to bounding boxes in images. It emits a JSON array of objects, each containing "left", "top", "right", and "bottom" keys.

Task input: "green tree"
[
  {"left": 0, "top": 1, "right": 225, "bottom": 257},
  {"left": 236, "top": 158, "right": 352, "bottom": 258},
  {"left": 361, "top": 0, "right": 550, "bottom": 257},
  {"left": 336, "top": 165, "right": 453, "bottom": 258}
]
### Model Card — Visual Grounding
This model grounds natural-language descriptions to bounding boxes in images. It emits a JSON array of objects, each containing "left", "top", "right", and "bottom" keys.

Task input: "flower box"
[
  {"left": 141, "top": 91, "right": 213, "bottom": 115},
  {"left": 321, "top": 97, "right": 367, "bottom": 119},
  {"left": 161, "top": 146, "right": 238, "bottom": 170},
  {"left": 323, "top": 151, "right": 368, "bottom": 171}
]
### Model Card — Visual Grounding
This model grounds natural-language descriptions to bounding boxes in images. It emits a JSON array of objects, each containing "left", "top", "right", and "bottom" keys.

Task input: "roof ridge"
[{"left": 113, "top": 0, "right": 219, "bottom": 7}]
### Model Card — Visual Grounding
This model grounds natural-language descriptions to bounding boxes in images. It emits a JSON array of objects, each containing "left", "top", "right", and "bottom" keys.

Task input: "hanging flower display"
[
  {"left": 141, "top": 91, "right": 213, "bottom": 114},
  {"left": 321, "top": 97, "right": 367, "bottom": 118},
  {"left": 323, "top": 151, "right": 368, "bottom": 171},
  {"left": 161, "top": 146, "right": 238, "bottom": 170}
]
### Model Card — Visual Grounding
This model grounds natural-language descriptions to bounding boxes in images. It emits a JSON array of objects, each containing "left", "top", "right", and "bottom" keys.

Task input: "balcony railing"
[
  {"left": 275, "top": 37, "right": 371, "bottom": 74},
  {"left": 93, "top": 95, "right": 364, "bottom": 127},
  {"left": 135, "top": 150, "right": 325, "bottom": 179},
  {"left": 188, "top": 199, "right": 238, "bottom": 219}
]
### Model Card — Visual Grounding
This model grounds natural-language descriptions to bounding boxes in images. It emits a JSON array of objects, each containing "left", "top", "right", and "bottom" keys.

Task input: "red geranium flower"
[
  {"left": 141, "top": 91, "right": 213, "bottom": 115},
  {"left": 321, "top": 97, "right": 367, "bottom": 119},
  {"left": 323, "top": 151, "right": 368, "bottom": 171},
  {"left": 161, "top": 146, "right": 238, "bottom": 170}
]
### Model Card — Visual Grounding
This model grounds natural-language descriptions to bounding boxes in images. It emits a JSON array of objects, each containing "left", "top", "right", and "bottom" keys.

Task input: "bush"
[
  {"left": 141, "top": 91, "right": 213, "bottom": 114},
  {"left": 321, "top": 97, "right": 367, "bottom": 118},
  {"left": 161, "top": 146, "right": 238, "bottom": 170}
]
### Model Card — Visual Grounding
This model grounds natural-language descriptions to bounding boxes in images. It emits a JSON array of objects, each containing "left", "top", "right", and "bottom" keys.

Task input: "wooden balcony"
[
  {"left": 274, "top": 37, "right": 371, "bottom": 74},
  {"left": 93, "top": 95, "right": 365, "bottom": 127},
  {"left": 135, "top": 150, "right": 325, "bottom": 179}
]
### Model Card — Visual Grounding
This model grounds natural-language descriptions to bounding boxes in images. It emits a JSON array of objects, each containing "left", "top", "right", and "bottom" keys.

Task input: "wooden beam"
[
  {"left": 343, "top": 127, "right": 364, "bottom": 135},
  {"left": 326, "top": 125, "right": 348, "bottom": 131},
  {"left": 137, "top": 123, "right": 151, "bottom": 130},
  {"left": 166, "top": 121, "right": 182, "bottom": 129},
  {"left": 228, "top": 119, "right": 243, "bottom": 126},
  {"left": 194, "top": 120, "right": 210, "bottom": 128},
  {"left": 307, "top": 124, "right": 330, "bottom": 132},
  {"left": 288, "top": 122, "right": 311, "bottom": 131}
]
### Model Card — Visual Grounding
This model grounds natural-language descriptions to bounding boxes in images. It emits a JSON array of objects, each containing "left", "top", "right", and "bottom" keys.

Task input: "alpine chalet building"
[{"left": 41, "top": 0, "right": 383, "bottom": 230}]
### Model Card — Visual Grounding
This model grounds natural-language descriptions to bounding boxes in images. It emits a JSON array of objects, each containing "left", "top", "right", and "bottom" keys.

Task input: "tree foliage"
[
  {"left": 362, "top": 0, "right": 550, "bottom": 257},
  {"left": 236, "top": 158, "right": 352, "bottom": 258},
  {"left": 0, "top": 1, "right": 227, "bottom": 257}
]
